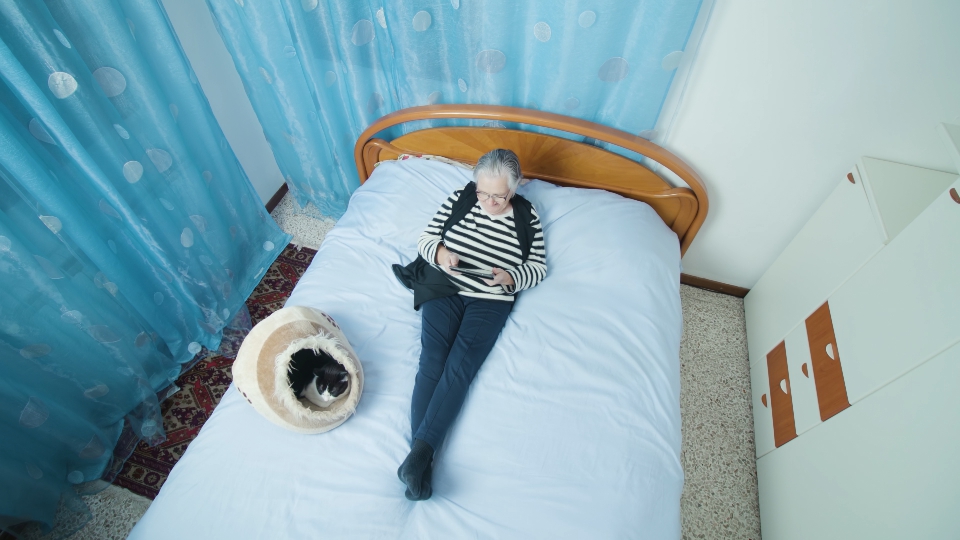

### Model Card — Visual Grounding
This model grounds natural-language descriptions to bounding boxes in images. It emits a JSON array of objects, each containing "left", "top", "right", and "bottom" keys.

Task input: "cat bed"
[{"left": 231, "top": 306, "right": 363, "bottom": 434}]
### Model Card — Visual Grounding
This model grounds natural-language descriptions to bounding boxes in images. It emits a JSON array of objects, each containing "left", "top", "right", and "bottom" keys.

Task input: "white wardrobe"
[{"left": 744, "top": 141, "right": 960, "bottom": 539}]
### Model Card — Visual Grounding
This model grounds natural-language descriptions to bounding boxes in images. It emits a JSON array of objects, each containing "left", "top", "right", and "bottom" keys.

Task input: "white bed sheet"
[{"left": 130, "top": 158, "right": 684, "bottom": 539}]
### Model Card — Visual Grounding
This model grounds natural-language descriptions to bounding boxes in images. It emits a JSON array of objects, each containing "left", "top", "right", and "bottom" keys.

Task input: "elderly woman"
[{"left": 394, "top": 149, "right": 547, "bottom": 501}]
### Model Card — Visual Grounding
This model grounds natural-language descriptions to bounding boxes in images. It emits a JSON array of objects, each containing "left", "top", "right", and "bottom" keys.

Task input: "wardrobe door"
[
  {"left": 830, "top": 178, "right": 960, "bottom": 404},
  {"left": 745, "top": 168, "right": 882, "bottom": 374},
  {"left": 756, "top": 340, "right": 960, "bottom": 540}
]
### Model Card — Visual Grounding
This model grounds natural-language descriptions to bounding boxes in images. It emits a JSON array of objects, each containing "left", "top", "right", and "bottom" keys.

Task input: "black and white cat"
[
  {"left": 288, "top": 348, "right": 349, "bottom": 408},
  {"left": 301, "top": 362, "right": 349, "bottom": 408}
]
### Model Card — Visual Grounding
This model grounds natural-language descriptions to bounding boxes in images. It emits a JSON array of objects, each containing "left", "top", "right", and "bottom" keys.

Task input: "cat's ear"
[{"left": 312, "top": 367, "right": 324, "bottom": 377}]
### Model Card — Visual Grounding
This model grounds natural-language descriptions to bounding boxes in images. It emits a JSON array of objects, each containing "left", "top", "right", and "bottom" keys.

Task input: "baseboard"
[
  {"left": 680, "top": 273, "right": 750, "bottom": 298},
  {"left": 265, "top": 182, "right": 289, "bottom": 213}
]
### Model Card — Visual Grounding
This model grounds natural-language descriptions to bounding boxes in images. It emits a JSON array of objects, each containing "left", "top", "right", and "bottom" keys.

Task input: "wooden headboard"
[{"left": 354, "top": 105, "right": 708, "bottom": 256}]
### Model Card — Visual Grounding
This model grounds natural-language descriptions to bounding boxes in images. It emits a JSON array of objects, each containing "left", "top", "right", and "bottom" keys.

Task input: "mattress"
[{"left": 130, "top": 158, "right": 684, "bottom": 539}]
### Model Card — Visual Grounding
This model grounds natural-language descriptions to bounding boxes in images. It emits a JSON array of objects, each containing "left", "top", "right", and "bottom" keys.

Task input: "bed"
[{"left": 129, "top": 106, "right": 708, "bottom": 539}]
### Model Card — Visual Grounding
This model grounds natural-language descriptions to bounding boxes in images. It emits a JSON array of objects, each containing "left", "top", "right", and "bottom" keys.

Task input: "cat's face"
[{"left": 313, "top": 367, "right": 349, "bottom": 399}]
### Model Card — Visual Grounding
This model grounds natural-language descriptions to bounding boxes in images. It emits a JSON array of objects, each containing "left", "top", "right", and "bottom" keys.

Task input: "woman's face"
[{"left": 475, "top": 173, "right": 513, "bottom": 215}]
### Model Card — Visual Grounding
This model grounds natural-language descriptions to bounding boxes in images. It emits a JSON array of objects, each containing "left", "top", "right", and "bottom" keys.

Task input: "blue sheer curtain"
[
  {"left": 207, "top": 0, "right": 704, "bottom": 218},
  {"left": 0, "top": 0, "right": 289, "bottom": 532}
]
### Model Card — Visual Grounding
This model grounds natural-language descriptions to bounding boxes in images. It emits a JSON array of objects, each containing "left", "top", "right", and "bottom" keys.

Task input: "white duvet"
[{"left": 131, "top": 158, "right": 684, "bottom": 539}]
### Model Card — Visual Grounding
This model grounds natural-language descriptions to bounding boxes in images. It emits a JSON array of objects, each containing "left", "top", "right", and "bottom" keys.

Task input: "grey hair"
[{"left": 473, "top": 149, "right": 522, "bottom": 192}]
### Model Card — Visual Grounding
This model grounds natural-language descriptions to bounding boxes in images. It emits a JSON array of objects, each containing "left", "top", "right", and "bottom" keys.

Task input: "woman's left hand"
[{"left": 483, "top": 268, "right": 515, "bottom": 287}]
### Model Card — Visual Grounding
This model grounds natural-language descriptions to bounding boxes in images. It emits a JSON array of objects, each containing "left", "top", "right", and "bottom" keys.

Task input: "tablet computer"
[{"left": 450, "top": 266, "right": 495, "bottom": 280}]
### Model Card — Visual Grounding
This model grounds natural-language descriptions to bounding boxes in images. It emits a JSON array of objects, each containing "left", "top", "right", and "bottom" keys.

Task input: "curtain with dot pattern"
[
  {"left": 207, "top": 0, "right": 704, "bottom": 218},
  {"left": 0, "top": 0, "right": 289, "bottom": 531}
]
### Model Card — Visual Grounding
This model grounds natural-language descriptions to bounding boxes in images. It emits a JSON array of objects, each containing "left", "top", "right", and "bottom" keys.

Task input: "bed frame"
[{"left": 354, "top": 105, "right": 708, "bottom": 256}]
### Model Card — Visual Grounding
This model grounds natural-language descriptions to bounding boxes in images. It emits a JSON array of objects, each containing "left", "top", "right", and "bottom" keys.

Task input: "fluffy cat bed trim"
[{"left": 231, "top": 306, "right": 364, "bottom": 434}]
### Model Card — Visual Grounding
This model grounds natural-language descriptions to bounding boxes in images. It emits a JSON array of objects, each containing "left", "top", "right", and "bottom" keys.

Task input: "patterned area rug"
[{"left": 111, "top": 244, "right": 317, "bottom": 499}]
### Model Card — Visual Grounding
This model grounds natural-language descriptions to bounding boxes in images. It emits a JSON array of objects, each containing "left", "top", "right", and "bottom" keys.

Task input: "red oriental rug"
[{"left": 111, "top": 244, "right": 317, "bottom": 499}]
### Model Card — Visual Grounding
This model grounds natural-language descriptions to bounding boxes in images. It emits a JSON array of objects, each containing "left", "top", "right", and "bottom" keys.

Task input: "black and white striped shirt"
[{"left": 418, "top": 186, "right": 547, "bottom": 302}]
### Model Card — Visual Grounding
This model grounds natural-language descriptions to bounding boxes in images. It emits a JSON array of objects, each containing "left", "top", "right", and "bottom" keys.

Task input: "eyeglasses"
[{"left": 476, "top": 190, "right": 509, "bottom": 204}]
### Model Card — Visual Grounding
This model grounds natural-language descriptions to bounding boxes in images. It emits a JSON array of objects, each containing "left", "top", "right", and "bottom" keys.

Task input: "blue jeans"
[{"left": 411, "top": 294, "right": 513, "bottom": 450}]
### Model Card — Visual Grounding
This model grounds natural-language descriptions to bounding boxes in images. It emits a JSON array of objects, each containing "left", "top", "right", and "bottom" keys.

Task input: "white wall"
[
  {"left": 667, "top": 0, "right": 960, "bottom": 288},
  {"left": 161, "top": 0, "right": 283, "bottom": 206}
]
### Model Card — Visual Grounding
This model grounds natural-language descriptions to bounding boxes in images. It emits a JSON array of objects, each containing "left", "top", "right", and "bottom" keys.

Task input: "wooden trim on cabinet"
[
  {"left": 265, "top": 182, "right": 289, "bottom": 213},
  {"left": 805, "top": 302, "right": 851, "bottom": 421},
  {"left": 766, "top": 341, "right": 798, "bottom": 448},
  {"left": 680, "top": 274, "right": 750, "bottom": 298}
]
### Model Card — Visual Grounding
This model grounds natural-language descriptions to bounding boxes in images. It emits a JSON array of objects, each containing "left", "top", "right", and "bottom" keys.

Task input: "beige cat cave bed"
[{"left": 232, "top": 306, "right": 363, "bottom": 434}]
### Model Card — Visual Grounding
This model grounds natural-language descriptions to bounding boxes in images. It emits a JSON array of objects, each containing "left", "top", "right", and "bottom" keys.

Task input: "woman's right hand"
[{"left": 436, "top": 244, "right": 461, "bottom": 275}]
